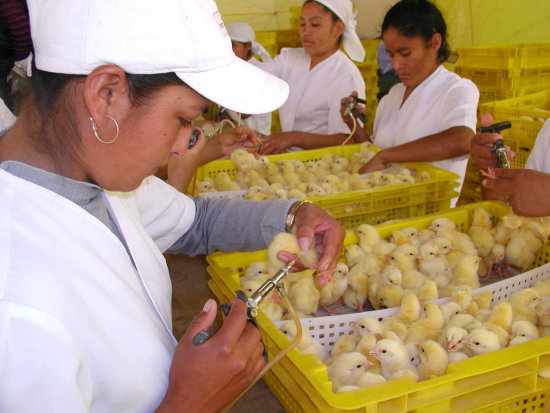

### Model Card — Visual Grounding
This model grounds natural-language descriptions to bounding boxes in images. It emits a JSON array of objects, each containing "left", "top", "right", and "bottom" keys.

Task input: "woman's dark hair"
[
  {"left": 25, "top": 63, "right": 183, "bottom": 172},
  {"left": 382, "top": 0, "right": 451, "bottom": 64},
  {"left": 303, "top": 0, "right": 343, "bottom": 45}
]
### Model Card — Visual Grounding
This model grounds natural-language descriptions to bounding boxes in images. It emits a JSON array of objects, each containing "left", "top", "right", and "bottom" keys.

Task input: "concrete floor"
[{"left": 168, "top": 253, "right": 286, "bottom": 413}]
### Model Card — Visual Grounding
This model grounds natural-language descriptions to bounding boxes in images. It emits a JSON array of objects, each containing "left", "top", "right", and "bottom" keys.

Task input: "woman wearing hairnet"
[{"left": 257, "top": 0, "right": 367, "bottom": 154}]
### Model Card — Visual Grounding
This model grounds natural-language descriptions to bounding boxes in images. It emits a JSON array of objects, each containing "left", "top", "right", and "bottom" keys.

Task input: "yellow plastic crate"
[
  {"left": 193, "top": 145, "right": 459, "bottom": 229},
  {"left": 457, "top": 158, "right": 483, "bottom": 206},
  {"left": 455, "top": 66, "right": 550, "bottom": 96},
  {"left": 456, "top": 43, "right": 550, "bottom": 73},
  {"left": 360, "top": 39, "right": 379, "bottom": 65},
  {"left": 206, "top": 201, "right": 550, "bottom": 412},
  {"left": 479, "top": 90, "right": 550, "bottom": 168}
]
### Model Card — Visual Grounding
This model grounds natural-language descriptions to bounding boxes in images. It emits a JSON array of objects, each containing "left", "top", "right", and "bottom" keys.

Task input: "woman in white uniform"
[
  {"left": 222, "top": 22, "right": 273, "bottom": 137},
  {"left": 342, "top": 0, "right": 479, "bottom": 202},
  {"left": 258, "top": 0, "right": 366, "bottom": 154},
  {"left": 471, "top": 113, "right": 550, "bottom": 217},
  {"left": 0, "top": 0, "right": 346, "bottom": 412}
]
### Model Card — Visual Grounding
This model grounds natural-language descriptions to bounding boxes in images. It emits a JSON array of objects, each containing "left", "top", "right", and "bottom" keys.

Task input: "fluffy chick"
[
  {"left": 509, "top": 320, "right": 539, "bottom": 346},
  {"left": 369, "top": 339, "right": 417, "bottom": 380},
  {"left": 327, "top": 352, "right": 371, "bottom": 391},
  {"left": 355, "top": 224, "right": 382, "bottom": 254},
  {"left": 463, "top": 328, "right": 501, "bottom": 355},
  {"left": 279, "top": 320, "right": 326, "bottom": 361},
  {"left": 508, "top": 288, "right": 541, "bottom": 324},
  {"left": 287, "top": 270, "right": 320, "bottom": 317},
  {"left": 267, "top": 232, "right": 318, "bottom": 270},
  {"left": 319, "top": 262, "right": 349, "bottom": 308},
  {"left": 417, "top": 340, "right": 449, "bottom": 381}
]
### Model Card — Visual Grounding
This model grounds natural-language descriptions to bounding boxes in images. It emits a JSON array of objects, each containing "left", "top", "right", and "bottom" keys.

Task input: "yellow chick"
[
  {"left": 354, "top": 371, "right": 386, "bottom": 388},
  {"left": 440, "top": 301, "right": 463, "bottom": 323},
  {"left": 214, "top": 172, "right": 241, "bottom": 191},
  {"left": 509, "top": 320, "right": 539, "bottom": 346},
  {"left": 330, "top": 334, "right": 358, "bottom": 358},
  {"left": 418, "top": 242, "right": 451, "bottom": 288},
  {"left": 451, "top": 255, "right": 481, "bottom": 289},
  {"left": 369, "top": 339, "right": 417, "bottom": 380},
  {"left": 267, "top": 232, "right": 318, "bottom": 270},
  {"left": 376, "top": 284, "right": 404, "bottom": 309},
  {"left": 319, "top": 262, "right": 349, "bottom": 309},
  {"left": 242, "top": 278, "right": 284, "bottom": 321},
  {"left": 430, "top": 217, "right": 478, "bottom": 257},
  {"left": 243, "top": 185, "right": 265, "bottom": 200},
  {"left": 486, "top": 300, "right": 513, "bottom": 332},
  {"left": 279, "top": 320, "right": 326, "bottom": 361},
  {"left": 241, "top": 261, "right": 270, "bottom": 284},
  {"left": 402, "top": 268, "right": 429, "bottom": 290},
  {"left": 345, "top": 244, "right": 365, "bottom": 267},
  {"left": 405, "top": 303, "right": 445, "bottom": 344},
  {"left": 536, "top": 297, "right": 550, "bottom": 328},
  {"left": 462, "top": 328, "right": 501, "bottom": 355},
  {"left": 473, "top": 291, "right": 494, "bottom": 311},
  {"left": 508, "top": 288, "right": 541, "bottom": 324},
  {"left": 468, "top": 225, "right": 495, "bottom": 258},
  {"left": 505, "top": 232, "right": 536, "bottom": 272},
  {"left": 471, "top": 206, "right": 494, "bottom": 229},
  {"left": 287, "top": 270, "right": 320, "bottom": 317},
  {"left": 417, "top": 340, "right": 449, "bottom": 381},
  {"left": 439, "top": 325, "right": 468, "bottom": 354},
  {"left": 384, "top": 292, "right": 422, "bottom": 326},
  {"left": 355, "top": 224, "right": 382, "bottom": 254},
  {"left": 230, "top": 148, "right": 257, "bottom": 173},
  {"left": 414, "top": 228, "right": 436, "bottom": 248},
  {"left": 197, "top": 180, "right": 215, "bottom": 192},
  {"left": 327, "top": 352, "right": 372, "bottom": 392}
]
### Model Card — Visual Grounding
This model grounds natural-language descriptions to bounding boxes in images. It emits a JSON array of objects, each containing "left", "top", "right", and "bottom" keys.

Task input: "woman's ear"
[
  {"left": 84, "top": 65, "right": 130, "bottom": 128},
  {"left": 335, "top": 20, "right": 345, "bottom": 38},
  {"left": 430, "top": 33, "right": 442, "bottom": 54}
]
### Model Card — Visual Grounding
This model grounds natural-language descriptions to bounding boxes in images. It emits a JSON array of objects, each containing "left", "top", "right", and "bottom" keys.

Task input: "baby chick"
[
  {"left": 279, "top": 320, "right": 326, "bottom": 361},
  {"left": 450, "top": 255, "right": 481, "bottom": 290},
  {"left": 287, "top": 270, "right": 320, "bottom": 317},
  {"left": 405, "top": 303, "right": 445, "bottom": 344},
  {"left": 327, "top": 352, "right": 372, "bottom": 391},
  {"left": 417, "top": 340, "right": 449, "bottom": 381},
  {"left": 267, "top": 232, "right": 318, "bottom": 270},
  {"left": 355, "top": 224, "right": 382, "bottom": 254},
  {"left": 319, "top": 262, "right": 349, "bottom": 311},
  {"left": 369, "top": 339, "right": 417, "bottom": 380},
  {"left": 508, "top": 288, "right": 541, "bottom": 324},
  {"left": 462, "top": 328, "right": 501, "bottom": 356},
  {"left": 509, "top": 320, "right": 539, "bottom": 346},
  {"left": 345, "top": 244, "right": 365, "bottom": 267}
]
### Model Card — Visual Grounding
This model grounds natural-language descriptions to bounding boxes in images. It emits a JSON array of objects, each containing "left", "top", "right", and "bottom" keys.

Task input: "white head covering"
[
  {"left": 313, "top": 0, "right": 365, "bottom": 62},
  {"left": 227, "top": 22, "right": 272, "bottom": 62},
  {"left": 27, "top": 0, "right": 287, "bottom": 115}
]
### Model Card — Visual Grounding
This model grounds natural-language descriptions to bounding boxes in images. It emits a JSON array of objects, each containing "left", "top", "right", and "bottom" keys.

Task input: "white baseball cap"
[{"left": 27, "top": 0, "right": 288, "bottom": 115}]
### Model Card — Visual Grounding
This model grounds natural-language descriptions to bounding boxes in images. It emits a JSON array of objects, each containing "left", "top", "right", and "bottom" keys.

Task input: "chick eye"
[
  {"left": 455, "top": 311, "right": 460, "bottom": 315},
  {"left": 356, "top": 365, "right": 362, "bottom": 368},
  {"left": 382, "top": 349, "right": 387, "bottom": 353},
  {"left": 475, "top": 342, "right": 480, "bottom": 346},
  {"left": 283, "top": 330, "right": 288, "bottom": 334},
  {"left": 421, "top": 348, "right": 425, "bottom": 352},
  {"left": 429, "top": 252, "right": 434, "bottom": 256},
  {"left": 522, "top": 334, "right": 527, "bottom": 337}
]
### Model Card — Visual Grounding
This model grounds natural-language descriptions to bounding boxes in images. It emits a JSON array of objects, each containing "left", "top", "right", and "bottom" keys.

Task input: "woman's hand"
[
  {"left": 218, "top": 126, "right": 261, "bottom": 157},
  {"left": 258, "top": 133, "right": 294, "bottom": 155},
  {"left": 357, "top": 151, "right": 388, "bottom": 174},
  {"left": 157, "top": 299, "right": 264, "bottom": 413},
  {"left": 340, "top": 91, "right": 366, "bottom": 129},
  {"left": 482, "top": 167, "right": 550, "bottom": 217},
  {"left": 470, "top": 113, "right": 514, "bottom": 170},
  {"left": 278, "top": 202, "right": 346, "bottom": 287}
]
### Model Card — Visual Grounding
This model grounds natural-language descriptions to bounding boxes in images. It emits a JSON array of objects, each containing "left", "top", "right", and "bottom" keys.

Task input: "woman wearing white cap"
[
  {"left": 342, "top": 0, "right": 479, "bottom": 206},
  {"left": 257, "top": 0, "right": 367, "bottom": 154},
  {"left": 0, "top": 0, "right": 346, "bottom": 412},
  {"left": 223, "top": 22, "right": 273, "bottom": 137}
]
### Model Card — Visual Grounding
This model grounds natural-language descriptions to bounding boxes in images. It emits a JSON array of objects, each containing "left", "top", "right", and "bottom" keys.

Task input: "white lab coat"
[
  {"left": 0, "top": 172, "right": 196, "bottom": 412},
  {"left": 226, "top": 57, "right": 272, "bottom": 136},
  {"left": 260, "top": 48, "right": 366, "bottom": 136},
  {"left": 373, "top": 65, "right": 479, "bottom": 204},
  {"left": 525, "top": 118, "right": 550, "bottom": 173}
]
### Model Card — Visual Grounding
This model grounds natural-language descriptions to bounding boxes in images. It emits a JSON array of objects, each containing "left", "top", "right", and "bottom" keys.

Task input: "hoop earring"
[{"left": 89, "top": 115, "right": 120, "bottom": 144}]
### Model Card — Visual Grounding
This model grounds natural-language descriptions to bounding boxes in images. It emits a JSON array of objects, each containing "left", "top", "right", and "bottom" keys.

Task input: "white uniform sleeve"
[
  {"left": 525, "top": 119, "right": 550, "bottom": 172},
  {"left": 327, "top": 71, "right": 366, "bottom": 135},
  {"left": 440, "top": 79, "right": 479, "bottom": 133},
  {"left": 256, "top": 49, "right": 287, "bottom": 78},
  {"left": 0, "top": 302, "right": 91, "bottom": 413},
  {"left": 124, "top": 176, "right": 196, "bottom": 252}
]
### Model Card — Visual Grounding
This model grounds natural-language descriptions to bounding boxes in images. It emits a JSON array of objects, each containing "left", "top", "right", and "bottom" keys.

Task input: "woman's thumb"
[{"left": 185, "top": 299, "right": 218, "bottom": 341}]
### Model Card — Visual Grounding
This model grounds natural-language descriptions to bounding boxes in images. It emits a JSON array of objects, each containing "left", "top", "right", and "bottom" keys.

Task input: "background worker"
[
  {"left": 341, "top": 0, "right": 479, "bottom": 205},
  {"left": 258, "top": 0, "right": 366, "bottom": 154}
]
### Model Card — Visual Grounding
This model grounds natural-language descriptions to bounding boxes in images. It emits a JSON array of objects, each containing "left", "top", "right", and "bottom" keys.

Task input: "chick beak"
[
  {"left": 509, "top": 332, "right": 517, "bottom": 340},
  {"left": 447, "top": 340, "right": 456, "bottom": 351},
  {"left": 462, "top": 338, "right": 472, "bottom": 348},
  {"left": 368, "top": 348, "right": 379, "bottom": 357},
  {"left": 544, "top": 308, "right": 550, "bottom": 315},
  {"left": 364, "top": 360, "right": 375, "bottom": 368},
  {"left": 350, "top": 321, "right": 358, "bottom": 331},
  {"left": 375, "top": 333, "right": 382, "bottom": 340}
]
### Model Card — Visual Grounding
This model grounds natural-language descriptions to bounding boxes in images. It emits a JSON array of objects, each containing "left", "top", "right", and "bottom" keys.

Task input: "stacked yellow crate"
[
  {"left": 455, "top": 43, "right": 550, "bottom": 104},
  {"left": 355, "top": 39, "right": 380, "bottom": 137},
  {"left": 479, "top": 89, "right": 550, "bottom": 168}
]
